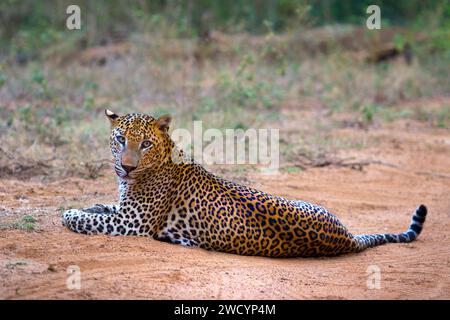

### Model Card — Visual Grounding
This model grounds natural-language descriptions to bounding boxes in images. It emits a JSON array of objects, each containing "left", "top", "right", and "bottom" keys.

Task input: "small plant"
[
  {"left": 282, "top": 166, "right": 301, "bottom": 174},
  {"left": 437, "top": 105, "right": 450, "bottom": 128},
  {"left": 1, "top": 215, "right": 39, "bottom": 231},
  {"left": 0, "top": 70, "right": 6, "bottom": 88},
  {"left": 213, "top": 51, "right": 285, "bottom": 111},
  {"left": 361, "top": 104, "right": 381, "bottom": 124},
  {"left": 30, "top": 66, "right": 51, "bottom": 99}
]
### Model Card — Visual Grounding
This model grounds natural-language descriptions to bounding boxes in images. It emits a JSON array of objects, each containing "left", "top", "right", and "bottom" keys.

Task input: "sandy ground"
[{"left": 1, "top": 116, "right": 449, "bottom": 300}]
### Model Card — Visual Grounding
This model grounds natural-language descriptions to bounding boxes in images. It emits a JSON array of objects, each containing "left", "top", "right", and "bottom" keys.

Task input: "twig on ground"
[
  {"left": 288, "top": 152, "right": 450, "bottom": 179},
  {"left": 415, "top": 171, "right": 450, "bottom": 179},
  {"left": 292, "top": 152, "right": 399, "bottom": 171}
]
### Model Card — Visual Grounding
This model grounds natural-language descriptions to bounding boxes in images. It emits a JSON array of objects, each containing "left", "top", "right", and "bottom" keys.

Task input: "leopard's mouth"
[
  {"left": 115, "top": 170, "right": 136, "bottom": 183},
  {"left": 114, "top": 166, "right": 125, "bottom": 177},
  {"left": 114, "top": 165, "right": 130, "bottom": 179},
  {"left": 114, "top": 163, "right": 143, "bottom": 183}
]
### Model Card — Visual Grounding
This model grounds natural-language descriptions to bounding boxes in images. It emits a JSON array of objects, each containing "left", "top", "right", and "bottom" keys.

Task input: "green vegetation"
[
  {"left": 0, "top": 215, "right": 39, "bottom": 231},
  {"left": 0, "top": 1, "right": 448, "bottom": 179},
  {"left": 1, "top": 1, "right": 449, "bottom": 52}
]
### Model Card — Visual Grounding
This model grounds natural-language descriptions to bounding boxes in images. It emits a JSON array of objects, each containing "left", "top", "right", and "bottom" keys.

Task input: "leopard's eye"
[
  {"left": 116, "top": 135, "right": 126, "bottom": 144},
  {"left": 141, "top": 140, "right": 152, "bottom": 149}
]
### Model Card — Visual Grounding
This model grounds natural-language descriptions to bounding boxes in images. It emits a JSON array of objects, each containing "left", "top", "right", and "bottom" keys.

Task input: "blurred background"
[{"left": 0, "top": 0, "right": 449, "bottom": 180}]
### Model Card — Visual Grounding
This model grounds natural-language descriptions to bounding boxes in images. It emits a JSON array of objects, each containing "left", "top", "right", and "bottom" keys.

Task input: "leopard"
[{"left": 61, "top": 110, "right": 428, "bottom": 257}]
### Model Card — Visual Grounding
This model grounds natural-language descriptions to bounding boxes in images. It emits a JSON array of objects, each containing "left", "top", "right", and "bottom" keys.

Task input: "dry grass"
[{"left": 0, "top": 27, "right": 448, "bottom": 180}]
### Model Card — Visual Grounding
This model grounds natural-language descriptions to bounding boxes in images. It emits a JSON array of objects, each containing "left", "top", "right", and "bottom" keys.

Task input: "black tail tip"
[
  {"left": 416, "top": 204, "right": 427, "bottom": 218},
  {"left": 407, "top": 204, "right": 427, "bottom": 238}
]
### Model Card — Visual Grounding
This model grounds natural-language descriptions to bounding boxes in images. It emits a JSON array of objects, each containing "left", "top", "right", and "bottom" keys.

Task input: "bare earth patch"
[{"left": 0, "top": 117, "right": 449, "bottom": 300}]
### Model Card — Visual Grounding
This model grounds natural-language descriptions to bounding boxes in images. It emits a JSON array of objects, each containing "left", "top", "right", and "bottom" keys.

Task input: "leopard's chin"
[
  {"left": 115, "top": 170, "right": 136, "bottom": 183},
  {"left": 120, "top": 175, "right": 136, "bottom": 183}
]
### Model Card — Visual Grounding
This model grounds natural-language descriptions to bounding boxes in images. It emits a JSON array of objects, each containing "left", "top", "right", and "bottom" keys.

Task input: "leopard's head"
[{"left": 105, "top": 109, "right": 172, "bottom": 180}]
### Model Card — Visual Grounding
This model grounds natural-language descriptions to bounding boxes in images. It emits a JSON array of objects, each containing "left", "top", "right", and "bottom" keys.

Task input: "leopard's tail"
[{"left": 353, "top": 205, "right": 427, "bottom": 252}]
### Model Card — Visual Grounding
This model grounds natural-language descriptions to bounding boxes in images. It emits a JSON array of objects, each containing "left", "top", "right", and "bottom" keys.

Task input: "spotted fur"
[{"left": 61, "top": 111, "right": 428, "bottom": 257}]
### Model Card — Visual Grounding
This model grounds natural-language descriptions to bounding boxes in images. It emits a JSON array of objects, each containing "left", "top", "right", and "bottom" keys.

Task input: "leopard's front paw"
[{"left": 61, "top": 209, "right": 81, "bottom": 228}]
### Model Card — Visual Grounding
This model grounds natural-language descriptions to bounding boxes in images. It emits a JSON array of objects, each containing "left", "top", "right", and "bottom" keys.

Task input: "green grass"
[
  {"left": 0, "top": 26, "right": 448, "bottom": 180},
  {"left": 281, "top": 166, "right": 302, "bottom": 174},
  {"left": 0, "top": 215, "right": 39, "bottom": 232},
  {"left": 413, "top": 105, "right": 450, "bottom": 128},
  {"left": 359, "top": 103, "right": 450, "bottom": 128}
]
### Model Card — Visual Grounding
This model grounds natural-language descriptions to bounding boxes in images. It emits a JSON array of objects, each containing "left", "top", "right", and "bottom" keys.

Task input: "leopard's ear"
[
  {"left": 105, "top": 109, "right": 119, "bottom": 127},
  {"left": 156, "top": 114, "right": 171, "bottom": 132}
]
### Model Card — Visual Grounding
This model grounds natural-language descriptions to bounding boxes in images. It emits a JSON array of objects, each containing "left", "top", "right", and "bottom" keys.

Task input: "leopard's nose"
[{"left": 122, "top": 165, "right": 137, "bottom": 174}]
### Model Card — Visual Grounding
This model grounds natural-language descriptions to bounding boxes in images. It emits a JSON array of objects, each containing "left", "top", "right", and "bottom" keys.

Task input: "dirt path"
[{"left": 1, "top": 118, "right": 449, "bottom": 299}]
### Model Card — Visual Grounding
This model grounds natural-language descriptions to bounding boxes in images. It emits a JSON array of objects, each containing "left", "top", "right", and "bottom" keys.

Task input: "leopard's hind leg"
[{"left": 290, "top": 200, "right": 427, "bottom": 256}]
